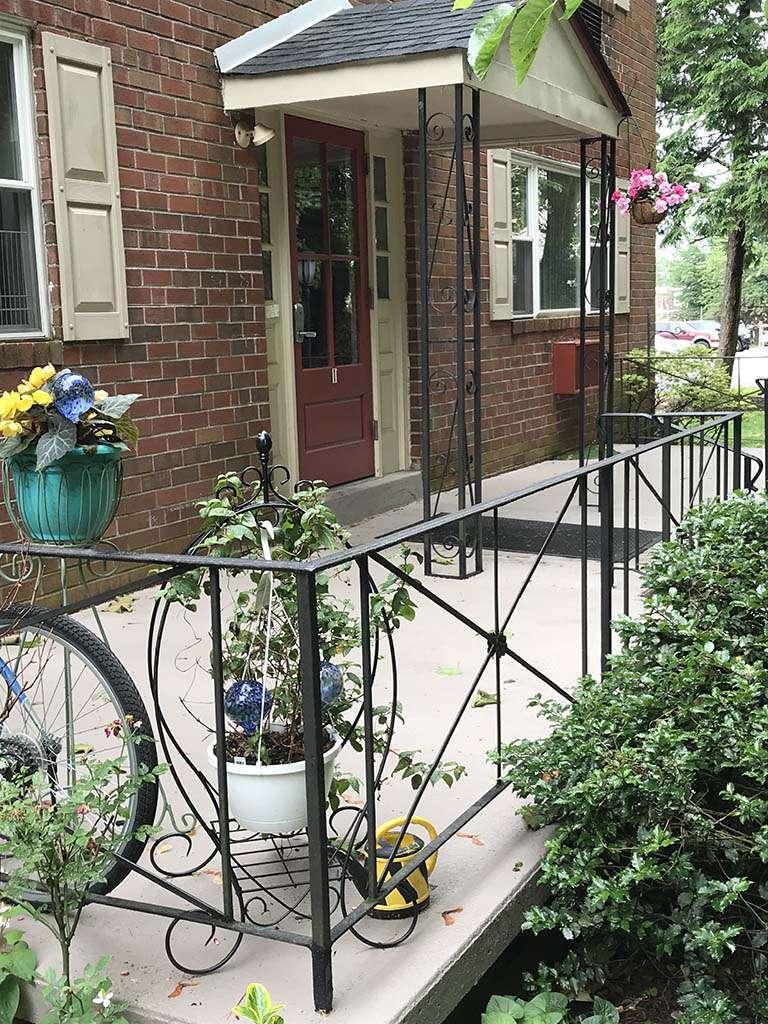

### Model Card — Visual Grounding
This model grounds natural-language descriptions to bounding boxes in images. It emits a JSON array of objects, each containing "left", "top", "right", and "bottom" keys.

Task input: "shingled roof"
[{"left": 226, "top": 0, "right": 512, "bottom": 77}]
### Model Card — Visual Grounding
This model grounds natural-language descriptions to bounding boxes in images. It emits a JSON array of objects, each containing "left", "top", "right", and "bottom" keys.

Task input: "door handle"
[{"left": 292, "top": 302, "right": 316, "bottom": 343}]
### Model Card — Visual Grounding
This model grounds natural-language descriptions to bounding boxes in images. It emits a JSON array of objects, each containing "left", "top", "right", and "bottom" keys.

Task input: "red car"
[{"left": 656, "top": 321, "right": 719, "bottom": 349}]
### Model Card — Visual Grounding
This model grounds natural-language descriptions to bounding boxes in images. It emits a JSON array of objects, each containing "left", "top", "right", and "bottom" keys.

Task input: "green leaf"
[
  {"left": 98, "top": 393, "right": 140, "bottom": 419},
  {"left": 0, "top": 435, "right": 31, "bottom": 460},
  {"left": 561, "top": 0, "right": 583, "bottom": 17},
  {"left": 467, "top": 2, "right": 517, "bottom": 80},
  {"left": 0, "top": 976, "right": 19, "bottom": 1024},
  {"left": 453, "top": 0, "right": 475, "bottom": 8},
  {"left": 436, "top": 665, "right": 462, "bottom": 676},
  {"left": 35, "top": 412, "right": 77, "bottom": 470},
  {"left": 507, "top": 0, "right": 555, "bottom": 86},
  {"left": 485, "top": 995, "right": 526, "bottom": 1019},
  {"left": 113, "top": 412, "right": 139, "bottom": 448},
  {"left": 473, "top": 689, "right": 498, "bottom": 707}
]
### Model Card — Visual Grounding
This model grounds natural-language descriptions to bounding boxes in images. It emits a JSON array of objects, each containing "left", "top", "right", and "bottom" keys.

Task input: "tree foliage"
[{"left": 657, "top": 0, "right": 768, "bottom": 356}]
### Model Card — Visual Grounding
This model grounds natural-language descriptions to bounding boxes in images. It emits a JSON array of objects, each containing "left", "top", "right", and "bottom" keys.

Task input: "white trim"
[
  {"left": 214, "top": 0, "right": 350, "bottom": 74},
  {"left": 0, "top": 25, "right": 49, "bottom": 338}
]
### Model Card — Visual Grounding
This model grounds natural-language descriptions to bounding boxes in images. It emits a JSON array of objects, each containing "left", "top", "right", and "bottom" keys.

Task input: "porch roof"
[{"left": 215, "top": 0, "right": 631, "bottom": 143}]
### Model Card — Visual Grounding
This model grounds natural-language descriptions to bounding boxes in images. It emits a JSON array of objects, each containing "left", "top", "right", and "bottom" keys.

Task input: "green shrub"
[
  {"left": 501, "top": 493, "right": 768, "bottom": 1023},
  {"left": 619, "top": 347, "right": 751, "bottom": 415}
]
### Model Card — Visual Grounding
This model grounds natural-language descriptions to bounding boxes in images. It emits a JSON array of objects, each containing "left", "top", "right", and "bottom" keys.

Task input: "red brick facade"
[
  {"left": 0, "top": 0, "right": 655, "bottom": 552},
  {"left": 0, "top": 0, "right": 276, "bottom": 551},
  {"left": 405, "top": 0, "right": 657, "bottom": 480}
]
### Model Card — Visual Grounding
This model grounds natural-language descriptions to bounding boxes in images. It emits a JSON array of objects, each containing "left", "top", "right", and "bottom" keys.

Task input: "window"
[
  {"left": 487, "top": 150, "right": 630, "bottom": 320},
  {"left": 372, "top": 155, "right": 391, "bottom": 300},
  {"left": 0, "top": 27, "right": 44, "bottom": 336},
  {"left": 256, "top": 146, "right": 274, "bottom": 303}
]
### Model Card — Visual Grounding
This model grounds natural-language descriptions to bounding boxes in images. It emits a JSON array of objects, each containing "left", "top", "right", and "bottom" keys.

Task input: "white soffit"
[{"left": 214, "top": 0, "right": 351, "bottom": 75}]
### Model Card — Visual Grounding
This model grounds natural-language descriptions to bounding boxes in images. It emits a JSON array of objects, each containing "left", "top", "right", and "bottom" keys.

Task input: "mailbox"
[{"left": 552, "top": 339, "right": 600, "bottom": 395}]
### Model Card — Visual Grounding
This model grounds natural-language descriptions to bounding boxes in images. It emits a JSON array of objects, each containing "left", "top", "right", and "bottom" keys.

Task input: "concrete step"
[{"left": 327, "top": 470, "right": 422, "bottom": 526}]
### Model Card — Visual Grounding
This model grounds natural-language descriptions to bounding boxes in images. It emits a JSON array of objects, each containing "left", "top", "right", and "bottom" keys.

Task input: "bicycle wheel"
[{"left": 0, "top": 602, "right": 158, "bottom": 893}]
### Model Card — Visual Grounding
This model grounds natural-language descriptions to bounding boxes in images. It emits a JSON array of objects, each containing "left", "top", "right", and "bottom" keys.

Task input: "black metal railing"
[{"left": 0, "top": 412, "right": 759, "bottom": 1012}]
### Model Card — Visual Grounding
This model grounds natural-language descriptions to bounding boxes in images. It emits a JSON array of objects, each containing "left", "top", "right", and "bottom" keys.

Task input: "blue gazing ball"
[
  {"left": 319, "top": 661, "right": 343, "bottom": 707},
  {"left": 52, "top": 372, "right": 95, "bottom": 423},
  {"left": 224, "top": 679, "right": 273, "bottom": 736}
]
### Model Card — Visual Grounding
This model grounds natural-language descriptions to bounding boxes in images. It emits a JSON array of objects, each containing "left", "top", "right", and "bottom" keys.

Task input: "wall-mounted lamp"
[{"left": 234, "top": 120, "right": 276, "bottom": 149}]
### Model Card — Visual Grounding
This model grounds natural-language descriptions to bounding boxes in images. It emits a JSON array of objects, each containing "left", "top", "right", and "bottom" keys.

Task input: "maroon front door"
[{"left": 286, "top": 116, "right": 374, "bottom": 486}]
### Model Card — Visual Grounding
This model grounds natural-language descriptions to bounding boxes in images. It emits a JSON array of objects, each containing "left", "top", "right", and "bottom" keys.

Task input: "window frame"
[
  {"left": 0, "top": 22, "right": 48, "bottom": 339},
  {"left": 497, "top": 150, "right": 604, "bottom": 321}
]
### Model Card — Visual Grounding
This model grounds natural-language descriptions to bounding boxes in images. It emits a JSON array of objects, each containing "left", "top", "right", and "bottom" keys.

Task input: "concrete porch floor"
[{"left": 15, "top": 446, "right": 730, "bottom": 1024}]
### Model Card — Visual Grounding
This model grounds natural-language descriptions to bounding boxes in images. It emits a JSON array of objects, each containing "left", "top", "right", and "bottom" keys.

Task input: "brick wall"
[
  {"left": 404, "top": 0, "right": 657, "bottom": 483},
  {"left": 0, "top": 0, "right": 281, "bottom": 552}
]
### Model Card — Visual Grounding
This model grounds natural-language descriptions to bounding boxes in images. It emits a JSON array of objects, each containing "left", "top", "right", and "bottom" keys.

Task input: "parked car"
[
  {"left": 656, "top": 320, "right": 718, "bottom": 349},
  {"left": 688, "top": 320, "right": 751, "bottom": 351}
]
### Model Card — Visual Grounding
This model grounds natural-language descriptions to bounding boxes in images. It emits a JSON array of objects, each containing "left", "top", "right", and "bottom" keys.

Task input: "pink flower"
[
  {"left": 654, "top": 171, "right": 669, "bottom": 187},
  {"left": 628, "top": 184, "right": 640, "bottom": 199},
  {"left": 611, "top": 189, "right": 623, "bottom": 202},
  {"left": 631, "top": 168, "right": 654, "bottom": 190},
  {"left": 617, "top": 197, "right": 631, "bottom": 215},
  {"left": 687, "top": 181, "right": 701, "bottom": 194},
  {"left": 655, "top": 198, "right": 669, "bottom": 214}
]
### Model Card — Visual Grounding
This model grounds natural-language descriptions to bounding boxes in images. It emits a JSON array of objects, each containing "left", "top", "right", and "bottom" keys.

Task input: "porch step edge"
[{"left": 326, "top": 470, "right": 422, "bottom": 526}]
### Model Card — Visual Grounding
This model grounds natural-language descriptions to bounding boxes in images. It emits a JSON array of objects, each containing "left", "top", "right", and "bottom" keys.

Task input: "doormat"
[{"left": 477, "top": 517, "right": 661, "bottom": 561}]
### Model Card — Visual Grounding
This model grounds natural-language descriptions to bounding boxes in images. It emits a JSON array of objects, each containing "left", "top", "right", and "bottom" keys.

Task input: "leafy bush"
[
  {"left": 619, "top": 346, "right": 751, "bottom": 415},
  {"left": 482, "top": 992, "right": 617, "bottom": 1024},
  {"left": 500, "top": 493, "right": 768, "bottom": 1022}
]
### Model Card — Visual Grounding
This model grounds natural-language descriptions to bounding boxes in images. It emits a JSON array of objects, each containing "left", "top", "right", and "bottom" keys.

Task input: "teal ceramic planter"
[{"left": 8, "top": 444, "right": 124, "bottom": 545}]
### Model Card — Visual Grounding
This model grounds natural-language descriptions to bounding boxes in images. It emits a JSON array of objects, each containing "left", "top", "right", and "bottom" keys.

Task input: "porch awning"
[{"left": 215, "top": 0, "right": 631, "bottom": 144}]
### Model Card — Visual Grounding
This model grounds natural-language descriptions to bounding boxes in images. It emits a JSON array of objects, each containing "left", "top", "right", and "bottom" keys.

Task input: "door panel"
[{"left": 286, "top": 116, "right": 374, "bottom": 486}]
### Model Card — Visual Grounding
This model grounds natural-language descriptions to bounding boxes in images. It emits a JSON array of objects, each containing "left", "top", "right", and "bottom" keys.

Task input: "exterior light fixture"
[{"left": 234, "top": 120, "right": 276, "bottom": 149}]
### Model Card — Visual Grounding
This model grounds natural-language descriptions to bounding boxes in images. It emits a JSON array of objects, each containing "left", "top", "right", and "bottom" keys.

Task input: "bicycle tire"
[{"left": 0, "top": 602, "right": 158, "bottom": 894}]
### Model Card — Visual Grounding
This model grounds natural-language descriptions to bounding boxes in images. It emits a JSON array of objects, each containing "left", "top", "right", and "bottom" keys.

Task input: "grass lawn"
[{"left": 740, "top": 409, "right": 765, "bottom": 448}]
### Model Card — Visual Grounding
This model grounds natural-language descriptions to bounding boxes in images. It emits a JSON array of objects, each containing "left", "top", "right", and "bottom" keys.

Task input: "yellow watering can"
[{"left": 367, "top": 816, "right": 438, "bottom": 919}]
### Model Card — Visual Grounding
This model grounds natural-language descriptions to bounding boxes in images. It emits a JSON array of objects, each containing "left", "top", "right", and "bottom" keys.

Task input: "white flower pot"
[{"left": 207, "top": 730, "right": 342, "bottom": 835}]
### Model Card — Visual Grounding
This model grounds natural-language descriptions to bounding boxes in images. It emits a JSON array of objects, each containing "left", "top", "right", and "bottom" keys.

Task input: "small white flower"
[{"left": 93, "top": 989, "right": 114, "bottom": 1010}]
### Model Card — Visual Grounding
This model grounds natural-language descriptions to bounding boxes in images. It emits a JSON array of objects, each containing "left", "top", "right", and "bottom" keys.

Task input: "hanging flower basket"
[
  {"left": 207, "top": 729, "right": 342, "bottom": 835},
  {"left": 5, "top": 444, "right": 125, "bottom": 546},
  {"left": 0, "top": 364, "right": 140, "bottom": 545},
  {"left": 613, "top": 169, "right": 700, "bottom": 229},
  {"left": 631, "top": 200, "right": 668, "bottom": 226}
]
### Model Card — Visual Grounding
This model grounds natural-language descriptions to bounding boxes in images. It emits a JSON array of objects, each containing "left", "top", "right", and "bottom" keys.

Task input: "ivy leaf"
[
  {"left": 35, "top": 412, "right": 77, "bottom": 470},
  {"left": 0, "top": 975, "right": 20, "bottom": 1024},
  {"left": 507, "top": 0, "right": 556, "bottom": 85},
  {"left": 0, "top": 435, "right": 31, "bottom": 460},
  {"left": 98, "top": 394, "right": 140, "bottom": 419},
  {"left": 467, "top": 2, "right": 518, "bottom": 80}
]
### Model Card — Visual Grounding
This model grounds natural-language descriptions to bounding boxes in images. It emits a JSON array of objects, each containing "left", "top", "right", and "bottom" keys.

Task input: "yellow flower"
[
  {"left": 31, "top": 390, "right": 53, "bottom": 407},
  {"left": 28, "top": 364, "right": 56, "bottom": 389},
  {"left": 15, "top": 394, "right": 34, "bottom": 413},
  {"left": 0, "top": 420, "right": 23, "bottom": 438},
  {"left": 17, "top": 382, "right": 33, "bottom": 395},
  {"left": 94, "top": 389, "right": 109, "bottom": 404},
  {"left": 0, "top": 392, "right": 17, "bottom": 418}
]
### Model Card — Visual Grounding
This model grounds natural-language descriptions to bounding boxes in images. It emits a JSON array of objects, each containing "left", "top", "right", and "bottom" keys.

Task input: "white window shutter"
[
  {"left": 614, "top": 179, "right": 630, "bottom": 315},
  {"left": 43, "top": 33, "right": 128, "bottom": 342},
  {"left": 487, "top": 149, "right": 513, "bottom": 321}
]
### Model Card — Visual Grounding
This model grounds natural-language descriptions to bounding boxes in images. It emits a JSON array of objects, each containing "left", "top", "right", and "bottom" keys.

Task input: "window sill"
[{"left": 0, "top": 337, "right": 62, "bottom": 370}]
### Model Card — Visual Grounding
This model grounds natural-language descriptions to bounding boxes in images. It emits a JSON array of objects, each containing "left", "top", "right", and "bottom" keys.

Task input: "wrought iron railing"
[{"left": 0, "top": 412, "right": 759, "bottom": 1012}]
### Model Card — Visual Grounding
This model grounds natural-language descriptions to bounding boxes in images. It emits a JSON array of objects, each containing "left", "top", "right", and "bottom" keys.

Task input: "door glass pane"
[
  {"left": 538, "top": 169, "right": 580, "bottom": 311},
  {"left": 328, "top": 145, "right": 355, "bottom": 255},
  {"left": 373, "top": 156, "right": 387, "bottom": 202},
  {"left": 0, "top": 42, "right": 22, "bottom": 181},
  {"left": 376, "top": 255, "right": 390, "bottom": 300},
  {"left": 510, "top": 165, "right": 528, "bottom": 234},
  {"left": 260, "top": 192, "right": 271, "bottom": 246},
  {"left": 292, "top": 138, "right": 324, "bottom": 253},
  {"left": 298, "top": 259, "right": 328, "bottom": 368},
  {"left": 332, "top": 260, "right": 358, "bottom": 365},
  {"left": 589, "top": 181, "right": 603, "bottom": 310},
  {"left": 263, "top": 250, "right": 273, "bottom": 302},
  {"left": 375, "top": 206, "right": 388, "bottom": 251}
]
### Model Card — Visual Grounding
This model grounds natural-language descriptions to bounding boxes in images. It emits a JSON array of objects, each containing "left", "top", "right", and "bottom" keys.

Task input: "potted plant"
[
  {"left": 0, "top": 365, "right": 139, "bottom": 545},
  {"left": 162, "top": 468, "right": 464, "bottom": 837},
  {"left": 612, "top": 169, "right": 699, "bottom": 226}
]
